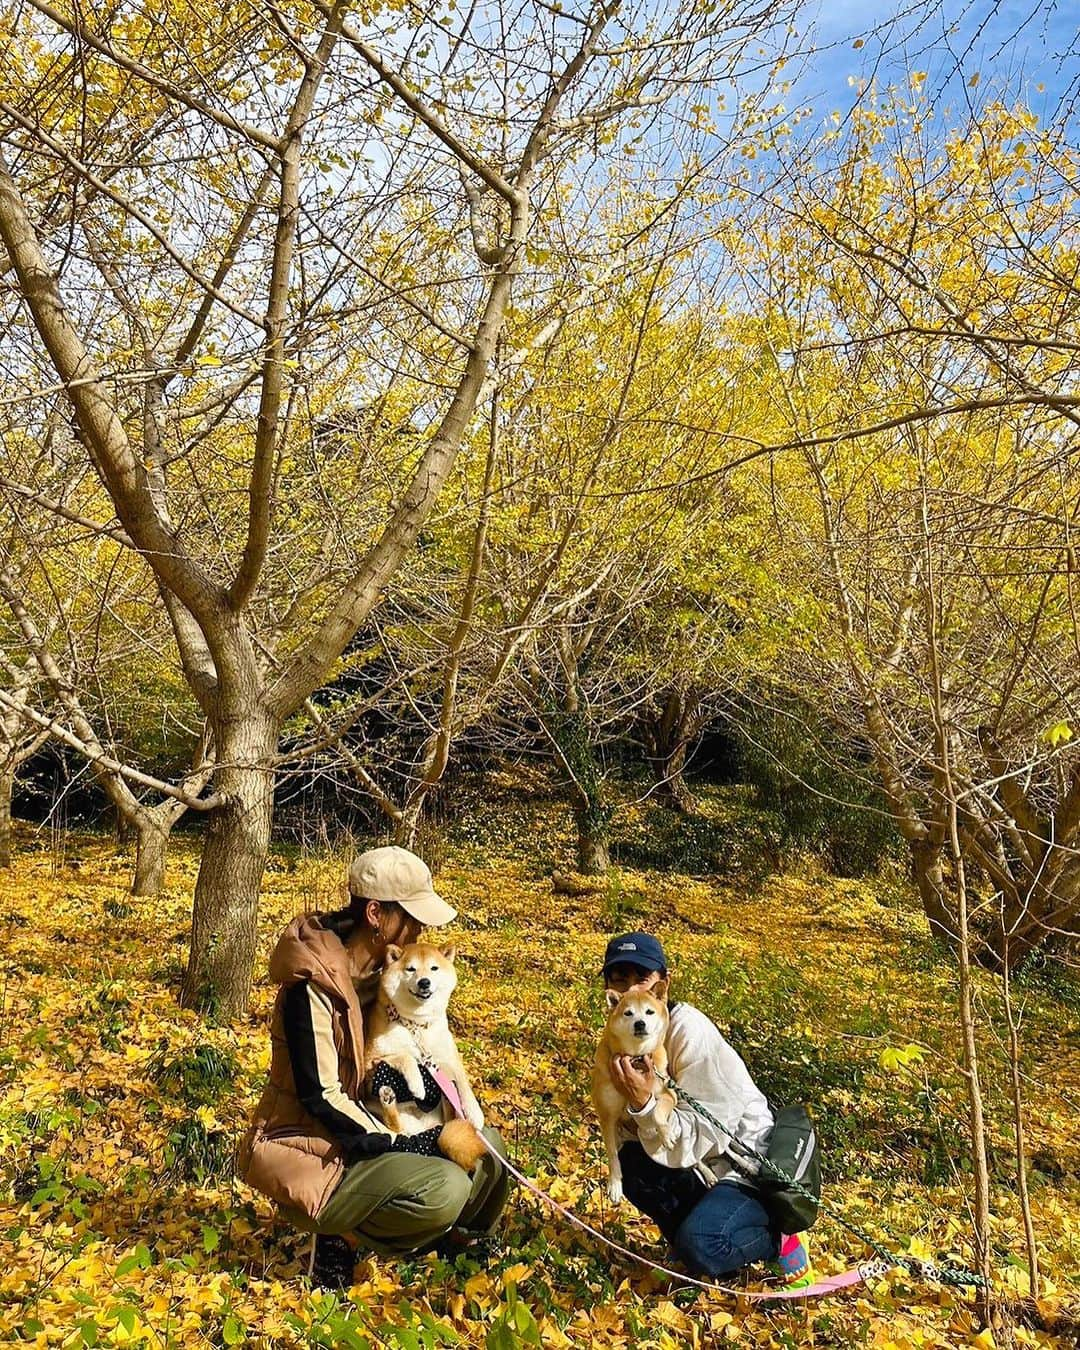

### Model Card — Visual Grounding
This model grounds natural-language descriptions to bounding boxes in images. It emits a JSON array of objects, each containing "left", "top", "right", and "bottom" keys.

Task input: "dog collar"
[{"left": 385, "top": 1001, "right": 426, "bottom": 1032}]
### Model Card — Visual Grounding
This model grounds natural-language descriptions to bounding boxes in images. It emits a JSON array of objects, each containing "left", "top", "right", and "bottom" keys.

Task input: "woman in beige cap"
[{"left": 239, "top": 846, "right": 508, "bottom": 1289}]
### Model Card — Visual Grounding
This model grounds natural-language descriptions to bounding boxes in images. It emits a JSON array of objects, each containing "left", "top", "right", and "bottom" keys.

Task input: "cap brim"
[
  {"left": 602, "top": 956, "right": 665, "bottom": 975},
  {"left": 398, "top": 891, "right": 457, "bottom": 926}
]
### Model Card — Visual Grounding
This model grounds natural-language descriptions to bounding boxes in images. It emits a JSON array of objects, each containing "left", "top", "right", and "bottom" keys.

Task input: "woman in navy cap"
[{"left": 601, "top": 931, "right": 811, "bottom": 1286}]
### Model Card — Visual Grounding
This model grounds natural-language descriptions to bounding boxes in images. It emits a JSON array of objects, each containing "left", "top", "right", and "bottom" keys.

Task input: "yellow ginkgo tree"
[
  {"left": 0, "top": 0, "right": 798, "bottom": 1013},
  {"left": 717, "top": 87, "right": 1080, "bottom": 973}
]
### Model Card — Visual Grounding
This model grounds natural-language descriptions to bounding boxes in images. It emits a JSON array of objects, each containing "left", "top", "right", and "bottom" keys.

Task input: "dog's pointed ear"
[
  {"left": 652, "top": 977, "right": 669, "bottom": 1003},
  {"left": 605, "top": 988, "right": 622, "bottom": 1011},
  {"left": 441, "top": 943, "right": 457, "bottom": 963},
  {"left": 384, "top": 944, "right": 404, "bottom": 965}
]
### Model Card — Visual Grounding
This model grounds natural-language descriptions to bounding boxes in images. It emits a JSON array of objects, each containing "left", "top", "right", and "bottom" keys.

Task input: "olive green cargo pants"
[{"left": 283, "top": 1127, "right": 510, "bottom": 1258}]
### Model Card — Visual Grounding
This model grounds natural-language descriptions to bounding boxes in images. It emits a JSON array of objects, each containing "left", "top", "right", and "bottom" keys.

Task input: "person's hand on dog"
[{"left": 610, "top": 1053, "right": 656, "bottom": 1111}]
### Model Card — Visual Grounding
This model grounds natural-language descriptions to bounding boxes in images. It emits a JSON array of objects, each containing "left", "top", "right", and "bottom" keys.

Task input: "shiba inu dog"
[
  {"left": 592, "top": 980, "right": 677, "bottom": 1202},
  {"left": 364, "top": 942, "right": 486, "bottom": 1170}
]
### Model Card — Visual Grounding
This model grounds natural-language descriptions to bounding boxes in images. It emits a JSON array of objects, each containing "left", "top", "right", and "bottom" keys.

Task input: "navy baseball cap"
[{"left": 602, "top": 932, "right": 668, "bottom": 976}]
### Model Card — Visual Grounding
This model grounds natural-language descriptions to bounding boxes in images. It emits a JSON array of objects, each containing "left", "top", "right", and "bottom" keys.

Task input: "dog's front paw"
[
  {"left": 404, "top": 1066, "right": 427, "bottom": 1099},
  {"left": 607, "top": 1178, "right": 624, "bottom": 1204},
  {"left": 465, "top": 1104, "right": 485, "bottom": 1130}
]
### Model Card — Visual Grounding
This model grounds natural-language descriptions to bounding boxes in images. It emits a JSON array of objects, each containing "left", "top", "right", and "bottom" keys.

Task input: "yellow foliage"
[{"left": 0, "top": 830, "right": 1077, "bottom": 1347}]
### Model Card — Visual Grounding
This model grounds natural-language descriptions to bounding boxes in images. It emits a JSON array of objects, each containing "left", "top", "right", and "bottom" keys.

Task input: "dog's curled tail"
[{"left": 438, "top": 1119, "right": 487, "bottom": 1172}]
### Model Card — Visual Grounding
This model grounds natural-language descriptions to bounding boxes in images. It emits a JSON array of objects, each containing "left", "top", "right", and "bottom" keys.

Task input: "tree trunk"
[
  {"left": 1002, "top": 953, "right": 1040, "bottom": 1299},
  {"left": 642, "top": 689, "right": 700, "bottom": 814},
  {"left": 133, "top": 817, "right": 170, "bottom": 897},
  {"left": 997, "top": 862, "right": 1080, "bottom": 971},
  {"left": 650, "top": 738, "right": 696, "bottom": 814},
  {"left": 390, "top": 399, "right": 500, "bottom": 859},
  {"left": 944, "top": 797, "right": 996, "bottom": 1327},
  {"left": 0, "top": 766, "right": 12, "bottom": 869},
  {"left": 912, "top": 840, "right": 957, "bottom": 948},
  {"left": 575, "top": 807, "right": 610, "bottom": 874},
  {"left": 115, "top": 804, "right": 135, "bottom": 846},
  {"left": 955, "top": 869, "right": 996, "bottom": 1326},
  {"left": 181, "top": 711, "right": 278, "bottom": 1017},
  {"left": 395, "top": 798, "right": 424, "bottom": 850}
]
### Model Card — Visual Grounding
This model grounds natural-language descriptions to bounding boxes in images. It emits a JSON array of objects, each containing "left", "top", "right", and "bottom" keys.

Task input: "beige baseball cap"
[{"left": 347, "top": 845, "right": 457, "bottom": 926}]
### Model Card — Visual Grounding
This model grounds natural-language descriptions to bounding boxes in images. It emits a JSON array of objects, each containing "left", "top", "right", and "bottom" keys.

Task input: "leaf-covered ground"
[{"left": 2, "top": 794, "right": 1080, "bottom": 1348}]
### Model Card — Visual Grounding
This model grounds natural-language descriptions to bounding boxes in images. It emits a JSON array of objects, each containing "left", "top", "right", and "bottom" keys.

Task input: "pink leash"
[{"left": 428, "top": 1067, "right": 880, "bottom": 1302}]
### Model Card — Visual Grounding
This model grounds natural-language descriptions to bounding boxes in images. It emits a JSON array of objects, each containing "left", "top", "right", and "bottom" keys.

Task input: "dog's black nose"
[
  {"left": 417, "top": 977, "right": 431, "bottom": 991},
  {"left": 633, "top": 1020, "right": 647, "bottom": 1035}
]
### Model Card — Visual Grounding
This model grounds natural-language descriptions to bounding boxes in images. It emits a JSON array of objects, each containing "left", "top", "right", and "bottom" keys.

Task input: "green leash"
[{"left": 657, "top": 1070, "right": 990, "bottom": 1291}]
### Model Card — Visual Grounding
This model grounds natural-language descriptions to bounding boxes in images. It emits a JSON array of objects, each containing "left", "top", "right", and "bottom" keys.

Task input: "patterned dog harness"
[{"left": 369, "top": 1059, "right": 445, "bottom": 1113}]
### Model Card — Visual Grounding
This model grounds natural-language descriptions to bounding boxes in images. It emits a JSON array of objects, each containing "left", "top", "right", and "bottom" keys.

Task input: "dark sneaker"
[
  {"left": 433, "top": 1229, "right": 500, "bottom": 1264},
  {"left": 311, "top": 1234, "right": 356, "bottom": 1291}
]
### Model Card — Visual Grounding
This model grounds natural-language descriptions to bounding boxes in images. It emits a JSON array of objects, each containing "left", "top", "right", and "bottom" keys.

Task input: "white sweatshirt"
[{"left": 619, "top": 1002, "right": 774, "bottom": 1185}]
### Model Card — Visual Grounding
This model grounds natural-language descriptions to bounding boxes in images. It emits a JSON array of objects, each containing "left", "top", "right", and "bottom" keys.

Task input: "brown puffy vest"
[{"left": 237, "top": 915, "right": 379, "bottom": 1219}]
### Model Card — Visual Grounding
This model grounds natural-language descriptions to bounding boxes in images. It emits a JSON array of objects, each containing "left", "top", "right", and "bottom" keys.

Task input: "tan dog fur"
[
  {"left": 591, "top": 980, "right": 677, "bottom": 1202},
  {"left": 364, "top": 941, "right": 486, "bottom": 1171}
]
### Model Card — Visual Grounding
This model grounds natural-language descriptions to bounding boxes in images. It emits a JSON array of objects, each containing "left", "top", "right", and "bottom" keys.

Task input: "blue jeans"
[{"left": 619, "top": 1142, "right": 778, "bottom": 1277}]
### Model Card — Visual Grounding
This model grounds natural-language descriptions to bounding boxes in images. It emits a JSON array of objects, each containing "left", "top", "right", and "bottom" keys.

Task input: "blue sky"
[{"left": 792, "top": 0, "right": 1079, "bottom": 124}]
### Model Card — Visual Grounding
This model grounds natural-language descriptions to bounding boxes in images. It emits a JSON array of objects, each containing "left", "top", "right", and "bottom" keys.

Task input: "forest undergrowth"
[{"left": 2, "top": 789, "right": 1079, "bottom": 1348}]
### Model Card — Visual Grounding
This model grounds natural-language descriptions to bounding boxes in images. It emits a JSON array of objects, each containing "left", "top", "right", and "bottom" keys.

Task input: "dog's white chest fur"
[{"left": 377, "top": 1012, "right": 458, "bottom": 1072}]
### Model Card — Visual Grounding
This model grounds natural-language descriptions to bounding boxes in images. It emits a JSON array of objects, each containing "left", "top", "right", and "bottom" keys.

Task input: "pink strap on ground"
[{"left": 428, "top": 1066, "right": 873, "bottom": 1302}]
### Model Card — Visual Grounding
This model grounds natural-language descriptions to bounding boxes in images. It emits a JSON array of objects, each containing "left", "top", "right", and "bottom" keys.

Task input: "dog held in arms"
[
  {"left": 364, "top": 942, "right": 487, "bottom": 1171},
  {"left": 592, "top": 980, "right": 678, "bottom": 1202}
]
